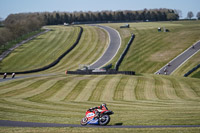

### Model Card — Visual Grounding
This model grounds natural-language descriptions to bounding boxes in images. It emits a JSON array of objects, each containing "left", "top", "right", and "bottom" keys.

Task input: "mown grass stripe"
[
  {"left": 20, "top": 78, "right": 64, "bottom": 99},
  {"left": 0, "top": 78, "right": 43, "bottom": 95},
  {"left": 76, "top": 76, "right": 105, "bottom": 102},
  {"left": 114, "top": 76, "right": 129, "bottom": 101},
  {"left": 144, "top": 76, "right": 158, "bottom": 100},
  {"left": 134, "top": 77, "right": 146, "bottom": 100},
  {"left": 178, "top": 80, "right": 199, "bottom": 100},
  {"left": 47, "top": 76, "right": 83, "bottom": 102},
  {"left": 154, "top": 76, "right": 169, "bottom": 100},
  {"left": 0, "top": 79, "right": 48, "bottom": 98},
  {"left": 123, "top": 77, "right": 137, "bottom": 101},
  {"left": 88, "top": 76, "right": 109, "bottom": 102},
  {"left": 64, "top": 77, "right": 91, "bottom": 101},
  {"left": 185, "top": 80, "right": 200, "bottom": 97},
  {"left": 100, "top": 76, "right": 121, "bottom": 101},
  {"left": 27, "top": 79, "right": 68, "bottom": 101},
  {"left": 166, "top": 77, "right": 191, "bottom": 100},
  {"left": 161, "top": 77, "right": 181, "bottom": 100},
  {"left": 0, "top": 78, "right": 35, "bottom": 90},
  {"left": 0, "top": 98, "right": 84, "bottom": 116}
]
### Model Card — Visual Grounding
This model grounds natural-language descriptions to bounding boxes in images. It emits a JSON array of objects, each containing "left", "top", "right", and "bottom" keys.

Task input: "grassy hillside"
[
  {"left": 0, "top": 26, "right": 81, "bottom": 72},
  {"left": 104, "top": 21, "right": 200, "bottom": 74},
  {"left": 0, "top": 74, "right": 200, "bottom": 126},
  {"left": 43, "top": 25, "right": 109, "bottom": 73},
  {"left": 0, "top": 25, "right": 108, "bottom": 74}
]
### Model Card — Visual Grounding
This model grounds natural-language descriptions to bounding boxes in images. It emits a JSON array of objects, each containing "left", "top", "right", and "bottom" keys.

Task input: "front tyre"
[
  {"left": 80, "top": 117, "right": 87, "bottom": 126},
  {"left": 99, "top": 115, "right": 110, "bottom": 126}
]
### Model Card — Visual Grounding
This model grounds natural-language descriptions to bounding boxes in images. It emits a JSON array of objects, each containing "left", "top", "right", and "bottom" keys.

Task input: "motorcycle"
[{"left": 80, "top": 106, "right": 114, "bottom": 126}]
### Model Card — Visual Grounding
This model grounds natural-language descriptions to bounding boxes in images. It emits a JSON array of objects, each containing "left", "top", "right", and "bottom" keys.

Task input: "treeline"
[
  {"left": 0, "top": 14, "right": 44, "bottom": 50},
  {"left": 0, "top": 8, "right": 179, "bottom": 52},
  {"left": 43, "top": 8, "right": 179, "bottom": 25}
]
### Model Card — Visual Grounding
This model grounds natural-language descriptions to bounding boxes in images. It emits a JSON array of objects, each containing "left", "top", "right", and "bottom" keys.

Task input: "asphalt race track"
[
  {"left": 89, "top": 25, "right": 121, "bottom": 69},
  {"left": 155, "top": 40, "right": 200, "bottom": 75},
  {"left": 1, "top": 120, "right": 200, "bottom": 128}
]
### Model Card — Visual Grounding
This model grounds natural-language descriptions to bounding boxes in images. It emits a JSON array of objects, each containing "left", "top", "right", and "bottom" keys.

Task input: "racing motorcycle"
[{"left": 80, "top": 105, "right": 114, "bottom": 126}]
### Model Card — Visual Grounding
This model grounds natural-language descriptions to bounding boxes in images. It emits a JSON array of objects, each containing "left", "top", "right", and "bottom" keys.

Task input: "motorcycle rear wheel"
[{"left": 99, "top": 115, "right": 110, "bottom": 126}]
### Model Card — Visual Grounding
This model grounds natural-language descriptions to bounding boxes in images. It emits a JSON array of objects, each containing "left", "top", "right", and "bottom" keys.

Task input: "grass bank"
[
  {"left": 0, "top": 74, "right": 199, "bottom": 126},
  {"left": 104, "top": 21, "right": 200, "bottom": 74}
]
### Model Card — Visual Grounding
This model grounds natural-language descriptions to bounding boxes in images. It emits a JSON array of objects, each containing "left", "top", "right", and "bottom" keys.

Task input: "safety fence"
[
  {"left": 66, "top": 69, "right": 135, "bottom": 75},
  {"left": 184, "top": 64, "right": 200, "bottom": 77},
  {"left": 0, "top": 26, "right": 83, "bottom": 75},
  {"left": 115, "top": 34, "right": 135, "bottom": 71}
]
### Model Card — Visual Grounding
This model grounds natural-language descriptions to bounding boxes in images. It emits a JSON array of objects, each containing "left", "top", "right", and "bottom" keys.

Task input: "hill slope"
[
  {"left": 0, "top": 74, "right": 200, "bottom": 125},
  {"left": 104, "top": 21, "right": 200, "bottom": 74}
]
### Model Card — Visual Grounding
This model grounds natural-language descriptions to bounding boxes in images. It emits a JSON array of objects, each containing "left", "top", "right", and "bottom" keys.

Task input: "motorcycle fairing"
[{"left": 87, "top": 117, "right": 99, "bottom": 125}]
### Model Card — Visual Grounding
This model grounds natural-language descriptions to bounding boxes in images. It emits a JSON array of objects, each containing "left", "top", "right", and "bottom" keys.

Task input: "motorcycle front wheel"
[
  {"left": 80, "top": 117, "right": 87, "bottom": 126},
  {"left": 99, "top": 115, "right": 110, "bottom": 126}
]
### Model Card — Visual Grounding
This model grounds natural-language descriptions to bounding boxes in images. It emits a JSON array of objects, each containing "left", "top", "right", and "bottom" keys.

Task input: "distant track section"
[
  {"left": 155, "top": 40, "right": 200, "bottom": 75},
  {"left": 89, "top": 25, "right": 121, "bottom": 69}
]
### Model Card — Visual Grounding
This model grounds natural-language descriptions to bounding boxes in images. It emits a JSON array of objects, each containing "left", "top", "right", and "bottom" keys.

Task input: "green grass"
[
  {"left": 43, "top": 25, "right": 109, "bottom": 73},
  {"left": 0, "top": 74, "right": 200, "bottom": 126},
  {"left": 0, "top": 127, "right": 200, "bottom": 133},
  {"left": 191, "top": 70, "right": 200, "bottom": 78},
  {"left": 0, "top": 26, "right": 80, "bottom": 72},
  {"left": 0, "top": 29, "right": 44, "bottom": 55},
  {"left": 103, "top": 21, "right": 200, "bottom": 74},
  {"left": 0, "top": 25, "right": 108, "bottom": 74}
]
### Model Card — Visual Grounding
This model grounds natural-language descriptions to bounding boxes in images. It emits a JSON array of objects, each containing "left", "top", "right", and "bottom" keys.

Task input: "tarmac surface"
[
  {"left": 0, "top": 120, "right": 200, "bottom": 128},
  {"left": 89, "top": 25, "right": 121, "bottom": 69},
  {"left": 155, "top": 40, "right": 200, "bottom": 75}
]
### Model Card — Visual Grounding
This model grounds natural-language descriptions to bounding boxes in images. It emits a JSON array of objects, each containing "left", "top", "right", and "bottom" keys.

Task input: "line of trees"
[
  {"left": 187, "top": 11, "right": 200, "bottom": 20},
  {"left": 0, "top": 8, "right": 180, "bottom": 51},
  {"left": 42, "top": 8, "right": 179, "bottom": 25}
]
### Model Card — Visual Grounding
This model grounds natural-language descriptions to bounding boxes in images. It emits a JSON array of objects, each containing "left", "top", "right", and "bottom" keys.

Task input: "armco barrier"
[
  {"left": 184, "top": 64, "right": 200, "bottom": 77},
  {"left": 67, "top": 69, "right": 135, "bottom": 75},
  {"left": 115, "top": 34, "right": 135, "bottom": 71},
  {"left": 0, "top": 26, "right": 83, "bottom": 75}
]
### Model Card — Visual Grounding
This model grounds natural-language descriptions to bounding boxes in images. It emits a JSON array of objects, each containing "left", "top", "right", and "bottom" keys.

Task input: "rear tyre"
[
  {"left": 99, "top": 115, "right": 110, "bottom": 126},
  {"left": 80, "top": 117, "right": 87, "bottom": 126}
]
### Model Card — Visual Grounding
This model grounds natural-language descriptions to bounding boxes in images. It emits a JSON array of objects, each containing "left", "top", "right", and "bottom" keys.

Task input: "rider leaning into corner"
[{"left": 88, "top": 103, "right": 108, "bottom": 118}]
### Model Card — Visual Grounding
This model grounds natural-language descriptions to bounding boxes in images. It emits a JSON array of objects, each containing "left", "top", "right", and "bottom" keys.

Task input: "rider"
[{"left": 88, "top": 103, "right": 108, "bottom": 118}]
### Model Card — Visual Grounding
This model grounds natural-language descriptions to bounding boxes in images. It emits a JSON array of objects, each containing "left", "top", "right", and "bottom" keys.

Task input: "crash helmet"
[
  {"left": 102, "top": 103, "right": 106, "bottom": 107},
  {"left": 101, "top": 103, "right": 108, "bottom": 109}
]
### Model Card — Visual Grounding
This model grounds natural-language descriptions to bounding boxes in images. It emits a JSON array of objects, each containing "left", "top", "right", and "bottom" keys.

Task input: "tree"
[
  {"left": 196, "top": 12, "right": 200, "bottom": 20},
  {"left": 187, "top": 11, "right": 194, "bottom": 19},
  {"left": 0, "top": 17, "right": 3, "bottom": 26},
  {"left": 167, "top": 13, "right": 178, "bottom": 20},
  {"left": 174, "top": 9, "right": 182, "bottom": 19}
]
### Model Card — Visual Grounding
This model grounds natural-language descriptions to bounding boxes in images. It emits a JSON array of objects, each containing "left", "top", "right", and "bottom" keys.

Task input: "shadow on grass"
[{"left": 114, "top": 123, "right": 123, "bottom": 125}]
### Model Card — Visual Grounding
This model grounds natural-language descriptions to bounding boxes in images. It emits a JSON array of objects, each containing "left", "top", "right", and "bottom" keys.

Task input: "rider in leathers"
[{"left": 88, "top": 103, "right": 107, "bottom": 118}]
